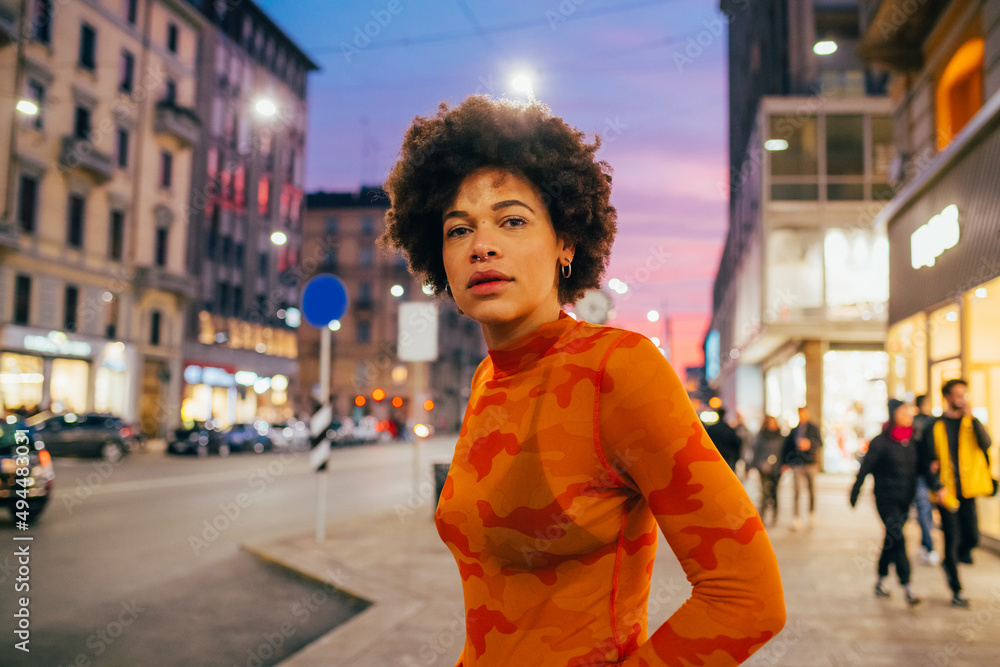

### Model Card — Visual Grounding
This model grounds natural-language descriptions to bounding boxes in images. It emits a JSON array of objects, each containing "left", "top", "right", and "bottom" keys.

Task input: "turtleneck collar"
[{"left": 487, "top": 311, "right": 581, "bottom": 377}]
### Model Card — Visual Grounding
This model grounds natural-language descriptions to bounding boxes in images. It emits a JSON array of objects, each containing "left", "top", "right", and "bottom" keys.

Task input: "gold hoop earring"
[{"left": 561, "top": 261, "right": 572, "bottom": 279}]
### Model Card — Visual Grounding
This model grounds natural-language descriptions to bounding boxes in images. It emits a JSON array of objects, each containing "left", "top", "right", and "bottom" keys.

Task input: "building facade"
[
  {"left": 709, "top": 0, "right": 896, "bottom": 471},
  {"left": 178, "top": 0, "right": 316, "bottom": 428},
  {"left": 1, "top": 0, "right": 203, "bottom": 437},
  {"left": 860, "top": 0, "right": 1000, "bottom": 547},
  {"left": 300, "top": 190, "right": 485, "bottom": 433}
]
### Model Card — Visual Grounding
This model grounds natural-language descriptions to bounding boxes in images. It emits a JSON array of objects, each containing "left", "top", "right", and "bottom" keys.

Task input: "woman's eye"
[
  {"left": 504, "top": 217, "right": 526, "bottom": 227},
  {"left": 446, "top": 227, "right": 469, "bottom": 238}
]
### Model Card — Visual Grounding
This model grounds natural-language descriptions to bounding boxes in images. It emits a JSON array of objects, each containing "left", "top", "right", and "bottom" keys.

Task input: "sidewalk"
[{"left": 243, "top": 463, "right": 1000, "bottom": 666}]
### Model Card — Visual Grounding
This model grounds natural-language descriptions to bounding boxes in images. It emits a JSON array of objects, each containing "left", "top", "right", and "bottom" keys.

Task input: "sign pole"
[{"left": 316, "top": 325, "right": 331, "bottom": 542}]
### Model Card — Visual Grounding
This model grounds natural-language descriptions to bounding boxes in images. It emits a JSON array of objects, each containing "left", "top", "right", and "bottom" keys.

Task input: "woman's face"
[
  {"left": 442, "top": 167, "right": 573, "bottom": 344},
  {"left": 894, "top": 404, "right": 915, "bottom": 428}
]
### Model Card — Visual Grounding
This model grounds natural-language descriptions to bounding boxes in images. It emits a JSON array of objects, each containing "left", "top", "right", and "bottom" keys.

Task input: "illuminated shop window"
[{"left": 936, "top": 38, "right": 984, "bottom": 150}]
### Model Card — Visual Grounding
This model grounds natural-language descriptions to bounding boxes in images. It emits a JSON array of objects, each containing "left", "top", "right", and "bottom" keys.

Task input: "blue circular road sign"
[{"left": 301, "top": 274, "right": 349, "bottom": 328}]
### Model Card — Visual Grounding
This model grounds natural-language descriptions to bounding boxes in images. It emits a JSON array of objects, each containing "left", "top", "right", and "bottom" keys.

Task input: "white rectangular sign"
[{"left": 397, "top": 302, "right": 439, "bottom": 362}]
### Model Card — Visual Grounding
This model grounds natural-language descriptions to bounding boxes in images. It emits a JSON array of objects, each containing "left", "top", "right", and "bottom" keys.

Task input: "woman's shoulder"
[{"left": 563, "top": 320, "right": 660, "bottom": 362}]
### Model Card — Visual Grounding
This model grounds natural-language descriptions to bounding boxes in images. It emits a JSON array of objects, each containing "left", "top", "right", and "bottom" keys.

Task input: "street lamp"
[
  {"left": 512, "top": 74, "right": 535, "bottom": 102},
  {"left": 255, "top": 99, "right": 278, "bottom": 117},
  {"left": 270, "top": 231, "right": 287, "bottom": 245},
  {"left": 647, "top": 310, "right": 660, "bottom": 323},
  {"left": 813, "top": 40, "right": 838, "bottom": 56},
  {"left": 16, "top": 100, "right": 38, "bottom": 116},
  {"left": 390, "top": 284, "right": 404, "bottom": 297}
]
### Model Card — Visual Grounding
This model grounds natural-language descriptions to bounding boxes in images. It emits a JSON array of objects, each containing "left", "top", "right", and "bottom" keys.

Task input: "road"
[{"left": 0, "top": 436, "right": 458, "bottom": 666}]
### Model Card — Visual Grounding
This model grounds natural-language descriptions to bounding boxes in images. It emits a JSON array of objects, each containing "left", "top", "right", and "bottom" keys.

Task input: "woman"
[
  {"left": 380, "top": 96, "right": 785, "bottom": 666},
  {"left": 850, "top": 399, "right": 921, "bottom": 605},
  {"left": 753, "top": 416, "right": 784, "bottom": 526}
]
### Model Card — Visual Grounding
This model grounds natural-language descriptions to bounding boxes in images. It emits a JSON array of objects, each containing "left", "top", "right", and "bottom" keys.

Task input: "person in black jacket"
[
  {"left": 753, "top": 415, "right": 785, "bottom": 526},
  {"left": 781, "top": 406, "right": 823, "bottom": 530},
  {"left": 704, "top": 407, "right": 742, "bottom": 472},
  {"left": 850, "top": 398, "right": 921, "bottom": 605}
]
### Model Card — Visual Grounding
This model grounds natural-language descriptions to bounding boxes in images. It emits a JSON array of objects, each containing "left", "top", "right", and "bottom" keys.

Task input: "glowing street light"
[
  {"left": 328, "top": 319, "right": 341, "bottom": 331},
  {"left": 647, "top": 310, "right": 660, "bottom": 323},
  {"left": 512, "top": 74, "right": 534, "bottom": 101},
  {"left": 764, "top": 139, "right": 788, "bottom": 151},
  {"left": 16, "top": 100, "right": 38, "bottom": 115},
  {"left": 270, "top": 231, "right": 287, "bottom": 245},
  {"left": 390, "top": 284, "right": 405, "bottom": 297},
  {"left": 255, "top": 99, "right": 278, "bottom": 117},
  {"left": 813, "top": 40, "right": 838, "bottom": 55}
]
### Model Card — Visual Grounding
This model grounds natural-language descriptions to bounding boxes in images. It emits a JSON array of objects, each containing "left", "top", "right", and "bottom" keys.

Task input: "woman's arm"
[
  {"left": 850, "top": 437, "right": 879, "bottom": 507},
  {"left": 598, "top": 334, "right": 785, "bottom": 666}
]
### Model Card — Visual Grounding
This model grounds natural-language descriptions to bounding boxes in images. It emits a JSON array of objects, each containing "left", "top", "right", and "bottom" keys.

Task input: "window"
[
  {"left": 936, "top": 38, "right": 984, "bottom": 150},
  {"left": 259, "top": 252, "right": 268, "bottom": 276},
  {"left": 14, "top": 275, "right": 31, "bottom": 325},
  {"left": 217, "top": 283, "right": 229, "bottom": 314},
  {"left": 765, "top": 228, "right": 824, "bottom": 319},
  {"left": 361, "top": 216, "right": 375, "bottom": 236},
  {"left": 325, "top": 216, "right": 338, "bottom": 236},
  {"left": 359, "top": 246, "right": 374, "bottom": 268},
  {"left": 67, "top": 194, "right": 85, "bottom": 248},
  {"left": 232, "top": 286, "right": 243, "bottom": 315},
  {"left": 155, "top": 227, "right": 168, "bottom": 267},
  {"left": 120, "top": 50, "right": 135, "bottom": 92},
  {"left": 826, "top": 114, "right": 865, "bottom": 201},
  {"left": 125, "top": 0, "right": 138, "bottom": 24},
  {"left": 115, "top": 127, "right": 129, "bottom": 168},
  {"left": 105, "top": 295, "right": 120, "bottom": 339},
  {"left": 150, "top": 310, "right": 162, "bottom": 346},
  {"left": 26, "top": 80, "right": 44, "bottom": 130},
  {"left": 871, "top": 115, "right": 895, "bottom": 199},
  {"left": 356, "top": 321, "right": 371, "bottom": 345},
  {"left": 17, "top": 175, "right": 38, "bottom": 233},
  {"left": 167, "top": 23, "right": 178, "bottom": 53},
  {"left": 79, "top": 23, "right": 96, "bottom": 71},
  {"left": 109, "top": 210, "right": 124, "bottom": 260},
  {"left": 768, "top": 114, "right": 819, "bottom": 200},
  {"left": 159, "top": 151, "right": 172, "bottom": 189},
  {"left": 163, "top": 78, "right": 177, "bottom": 105},
  {"left": 234, "top": 243, "right": 244, "bottom": 265},
  {"left": 74, "top": 106, "right": 91, "bottom": 140},
  {"left": 359, "top": 282, "right": 372, "bottom": 302},
  {"left": 322, "top": 247, "right": 338, "bottom": 271},
  {"left": 64, "top": 285, "right": 79, "bottom": 332},
  {"left": 221, "top": 237, "right": 232, "bottom": 263},
  {"left": 34, "top": 0, "right": 52, "bottom": 43},
  {"left": 823, "top": 228, "right": 888, "bottom": 319}
]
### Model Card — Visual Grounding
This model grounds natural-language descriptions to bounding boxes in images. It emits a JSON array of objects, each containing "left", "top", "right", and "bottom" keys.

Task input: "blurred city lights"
[
  {"left": 647, "top": 310, "right": 660, "bottom": 322},
  {"left": 284, "top": 307, "right": 301, "bottom": 328},
  {"left": 390, "top": 284, "right": 405, "bottom": 297},
  {"left": 813, "top": 40, "right": 838, "bottom": 55},
  {"left": 270, "top": 231, "right": 287, "bottom": 245},
  {"left": 764, "top": 139, "right": 789, "bottom": 151},
  {"left": 708, "top": 396, "right": 722, "bottom": 409},
  {"left": 372, "top": 388, "right": 386, "bottom": 401},
  {"left": 699, "top": 410, "right": 720, "bottom": 424},
  {"left": 16, "top": 100, "right": 38, "bottom": 115},
  {"left": 946, "top": 311, "right": 958, "bottom": 322},
  {"left": 355, "top": 395, "right": 366, "bottom": 407},
  {"left": 651, "top": 336, "right": 660, "bottom": 346},
  {"left": 328, "top": 319, "right": 341, "bottom": 331},
  {"left": 392, "top": 396, "right": 403, "bottom": 408},
  {"left": 423, "top": 399, "right": 435, "bottom": 411},
  {"left": 101, "top": 291, "right": 114, "bottom": 303},
  {"left": 255, "top": 99, "right": 278, "bottom": 116},
  {"left": 414, "top": 424, "right": 431, "bottom": 438},
  {"left": 422, "top": 284, "right": 435, "bottom": 295},
  {"left": 271, "top": 374, "right": 289, "bottom": 392},
  {"left": 976, "top": 288, "right": 988, "bottom": 298},
  {"left": 608, "top": 278, "right": 629, "bottom": 294}
]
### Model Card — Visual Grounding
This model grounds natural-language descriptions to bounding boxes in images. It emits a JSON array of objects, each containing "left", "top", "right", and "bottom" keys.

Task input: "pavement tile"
[{"left": 244, "top": 470, "right": 1000, "bottom": 667}]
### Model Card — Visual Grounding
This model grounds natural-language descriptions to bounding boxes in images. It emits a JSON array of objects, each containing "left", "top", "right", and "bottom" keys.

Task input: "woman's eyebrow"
[{"left": 443, "top": 199, "right": 534, "bottom": 222}]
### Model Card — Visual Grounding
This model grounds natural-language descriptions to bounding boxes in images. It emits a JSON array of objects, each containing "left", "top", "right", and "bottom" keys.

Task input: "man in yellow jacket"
[{"left": 918, "top": 379, "right": 994, "bottom": 608}]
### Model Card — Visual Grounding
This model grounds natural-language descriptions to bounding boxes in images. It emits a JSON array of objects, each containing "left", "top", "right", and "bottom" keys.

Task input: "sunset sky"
[{"left": 256, "top": 0, "right": 729, "bottom": 372}]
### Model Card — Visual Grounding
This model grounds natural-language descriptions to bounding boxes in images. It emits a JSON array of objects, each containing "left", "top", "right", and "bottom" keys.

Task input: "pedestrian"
[
  {"left": 704, "top": 407, "right": 742, "bottom": 472},
  {"left": 781, "top": 406, "right": 823, "bottom": 530},
  {"left": 754, "top": 415, "right": 785, "bottom": 526},
  {"left": 911, "top": 394, "right": 939, "bottom": 565},
  {"left": 850, "top": 399, "right": 922, "bottom": 605},
  {"left": 918, "top": 378, "right": 995, "bottom": 608},
  {"left": 733, "top": 411, "right": 752, "bottom": 478},
  {"left": 378, "top": 96, "right": 785, "bottom": 666}
]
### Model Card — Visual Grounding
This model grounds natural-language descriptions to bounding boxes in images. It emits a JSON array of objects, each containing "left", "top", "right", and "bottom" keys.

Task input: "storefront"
[
  {"left": 882, "top": 99, "right": 1000, "bottom": 549},
  {"left": 180, "top": 361, "right": 292, "bottom": 427},
  {"left": 0, "top": 325, "right": 137, "bottom": 419}
]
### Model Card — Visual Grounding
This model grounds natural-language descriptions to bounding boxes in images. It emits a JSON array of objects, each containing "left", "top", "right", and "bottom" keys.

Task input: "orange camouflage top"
[{"left": 434, "top": 312, "right": 785, "bottom": 666}]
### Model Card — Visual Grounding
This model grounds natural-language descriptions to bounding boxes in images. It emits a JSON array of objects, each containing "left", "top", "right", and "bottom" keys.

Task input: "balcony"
[
  {"left": 134, "top": 266, "right": 199, "bottom": 300},
  {"left": 859, "top": 0, "right": 950, "bottom": 70},
  {"left": 154, "top": 101, "right": 201, "bottom": 147},
  {"left": 0, "top": 0, "right": 16, "bottom": 47},
  {"left": 59, "top": 136, "right": 114, "bottom": 182}
]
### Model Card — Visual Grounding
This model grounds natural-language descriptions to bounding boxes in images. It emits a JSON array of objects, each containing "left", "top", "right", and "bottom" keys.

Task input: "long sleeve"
[
  {"left": 780, "top": 433, "right": 794, "bottom": 466},
  {"left": 917, "top": 420, "right": 943, "bottom": 492},
  {"left": 850, "top": 438, "right": 879, "bottom": 507},
  {"left": 599, "top": 335, "right": 785, "bottom": 666},
  {"left": 973, "top": 417, "right": 993, "bottom": 457}
]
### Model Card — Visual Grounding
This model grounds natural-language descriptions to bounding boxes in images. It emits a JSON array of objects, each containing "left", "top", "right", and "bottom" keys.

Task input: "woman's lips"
[{"left": 468, "top": 279, "right": 511, "bottom": 295}]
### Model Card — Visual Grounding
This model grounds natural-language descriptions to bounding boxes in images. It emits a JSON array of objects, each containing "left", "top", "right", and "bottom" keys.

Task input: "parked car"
[
  {"left": 167, "top": 420, "right": 272, "bottom": 456},
  {"left": 267, "top": 420, "right": 308, "bottom": 451},
  {"left": 1, "top": 416, "right": 55, "bottom": 523},
  {"left": 25, "top": 412, "right": 131, "bottom": 463}
]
